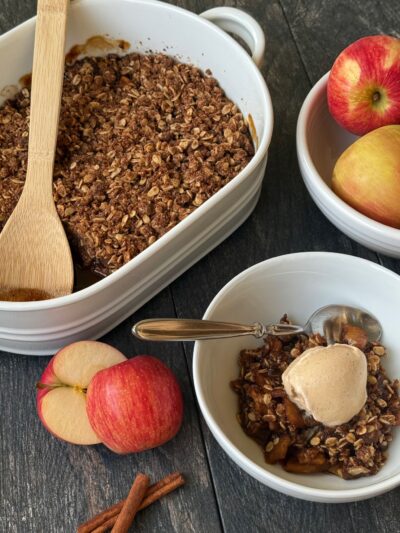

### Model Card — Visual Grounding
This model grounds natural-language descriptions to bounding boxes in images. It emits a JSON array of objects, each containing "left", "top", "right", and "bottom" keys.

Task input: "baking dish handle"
[{"left": 200, "top": 7, "right": 265, "bottom": 67}]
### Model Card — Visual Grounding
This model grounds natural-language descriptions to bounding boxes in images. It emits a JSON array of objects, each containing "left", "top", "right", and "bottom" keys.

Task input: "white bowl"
[
  {"left": 193, "top": 252, "right": 400, "bottom": 502},
  {"left": 0, "top": 0, "right": 273, "bottom": 355},
  {"left": 297, "top": 73, "right": 400, "bottom": 258}
]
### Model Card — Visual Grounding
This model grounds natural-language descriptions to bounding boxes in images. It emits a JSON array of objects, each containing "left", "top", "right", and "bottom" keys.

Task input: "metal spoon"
[{"left": 132, "top": 304, "right": 382, "bottom": 343}]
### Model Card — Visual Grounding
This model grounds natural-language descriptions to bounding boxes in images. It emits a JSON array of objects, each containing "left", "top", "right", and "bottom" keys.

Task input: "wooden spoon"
[{"left": 0, "top": 0, "right": 73, "bottom": 301}]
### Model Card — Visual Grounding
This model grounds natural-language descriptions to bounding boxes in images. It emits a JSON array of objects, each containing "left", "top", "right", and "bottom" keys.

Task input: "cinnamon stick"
[
  {"left": 111, "top": 472, "right": 149, "bottom": 533},
  {"left": 139, "top": 472, "right": 185, "bottom": 510},
  {"left": 77, "top": 472, "right": 184, "bottom": 533},
  {"left": 91, "top": 473, "right": 185, "bottom": 533},
  {"left": 77, "top": 501, "right": 123, "bottom": 533}
]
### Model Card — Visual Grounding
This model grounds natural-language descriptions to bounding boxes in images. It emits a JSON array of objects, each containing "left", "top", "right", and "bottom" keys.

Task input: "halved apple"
[{"left": 37, "top": 341, "right": 126, "bottom": 445}]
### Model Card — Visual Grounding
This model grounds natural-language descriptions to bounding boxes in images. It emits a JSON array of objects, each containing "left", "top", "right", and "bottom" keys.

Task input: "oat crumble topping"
[
  {"left": 0, "top": 52, "right": 254, "bottom": 276},
  {"left": 231, "top": 317, "right": 400, "bottom": 479}
]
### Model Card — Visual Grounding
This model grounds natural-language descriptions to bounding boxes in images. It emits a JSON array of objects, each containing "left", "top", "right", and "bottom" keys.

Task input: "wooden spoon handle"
[{"left": 25, "top": 0, "right": 69, "bottom": 198}]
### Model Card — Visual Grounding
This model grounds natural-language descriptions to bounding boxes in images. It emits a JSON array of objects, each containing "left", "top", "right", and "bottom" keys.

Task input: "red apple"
[
  {"left": 86, "top": 355, "right": 183, "bottom": 454},
  {"left": 327, "top": 35, "right": 400, "bottom": 135},
  {"left": 332, "top": 125, "right": 400, "bottom": 227},
  {"left": 37, "top": 341, "right": 126, "bottom": 445}
]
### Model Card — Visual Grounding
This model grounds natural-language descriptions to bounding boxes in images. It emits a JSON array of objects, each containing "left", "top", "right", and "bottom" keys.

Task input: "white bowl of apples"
[
  {"left": 193, "top": 252, "right": 400, "bottom": 502},
  {"left": 297, "top": 35, "right": 400, "bottom": 258}
]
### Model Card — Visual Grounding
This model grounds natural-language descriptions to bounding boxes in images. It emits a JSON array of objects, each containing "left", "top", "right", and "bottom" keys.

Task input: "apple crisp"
[
  {"left": 231, "top": 317, "right": 400, "bottom": 479},
  {"left": 0, "top": 53, "right": 254, "bottom": 276}
]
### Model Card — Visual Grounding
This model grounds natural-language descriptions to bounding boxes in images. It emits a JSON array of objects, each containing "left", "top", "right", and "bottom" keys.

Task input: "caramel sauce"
[
  {"left": 0, "top": 288, "right": 51, "bottom": 302},
  {"left": 65, "top": 35, "right": 130, "bottom": 65},
  {"left": 19, "top": 72, "right": 32, "bottom": 88},
  {"left": 247, "top": 114, "right": 259, "bottom": 149},
  {"left": 0, "top": 265, "right": 104, "bottom": 302},
  {"left": 73, "top": 263, "right": 104, "bottom": 292}
]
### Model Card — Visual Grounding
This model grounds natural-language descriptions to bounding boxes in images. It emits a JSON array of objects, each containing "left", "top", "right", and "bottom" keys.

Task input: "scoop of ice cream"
[{"left": 282, "top": 343, "right": 367, "bottom": 427}]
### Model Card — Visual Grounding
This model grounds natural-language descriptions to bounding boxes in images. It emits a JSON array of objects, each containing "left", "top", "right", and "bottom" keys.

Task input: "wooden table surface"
[{"left": 1, "top": 1, "right": 400, "bottom": 532}]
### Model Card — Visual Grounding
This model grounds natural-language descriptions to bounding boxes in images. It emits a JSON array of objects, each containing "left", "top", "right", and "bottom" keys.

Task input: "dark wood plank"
[
  {"left": 1, "top": 0, "right": 399, "bottom": 532},
  {"left": 0, "top": 288, "right": 222, "bottom": 533},
  {"left": 279, "top": 0, "right": 400, "bottom": 276},
  {"left": 0, "top": 3, "right": 221, "bottom": 532},
  {"left": 168, "top": 1, "right": 400, "bottom": 532},
  {"left": 0, "top": 0, "right": 35, "bottom": 34},
  {"left": 276, "top": 3, "right": 400, "bottom": 529},
  {"left": 279, "top": 0, "right": 400, "bottom": 85},
  {"left": 169, "top": 0, "right": 378, "bottom": 303}
]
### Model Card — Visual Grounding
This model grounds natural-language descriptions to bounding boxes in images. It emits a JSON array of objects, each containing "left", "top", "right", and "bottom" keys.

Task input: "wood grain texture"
[
  {"left": 1, "top": 1, "right": 400, "bottom": 533},
  {"left": 0, "top": 289, "right": 221, "bottom": 533},
  {"left": 0, "top": 0, "right": 35, "bottom": 34},
  {"left": 168, "top": 1, "right": 400, "bottom": 532},
  {"left": 279, "top": 0, "right": 400, "bottom": 280},
  {"left": 0, "top": 0, "right": 73, "bottom": 297},
  {"left": 29, "top": 0, "right": 68, "bottom": 161}
]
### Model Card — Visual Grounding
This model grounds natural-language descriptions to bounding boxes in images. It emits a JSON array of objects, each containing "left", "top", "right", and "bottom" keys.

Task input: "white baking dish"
[{"left": 0, "top": 0, "right": 273, "bottom": 355}]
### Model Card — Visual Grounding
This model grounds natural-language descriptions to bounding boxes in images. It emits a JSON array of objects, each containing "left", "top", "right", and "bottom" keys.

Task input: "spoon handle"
[
  {"left": 132, "top": 319, "right": 306, "bottom": 341},
  {"left": 24, "top": 0, "right": 68, "bottom": 199},
  {"left": 132, "top": 319, "right": 266, "bottom": 341}
]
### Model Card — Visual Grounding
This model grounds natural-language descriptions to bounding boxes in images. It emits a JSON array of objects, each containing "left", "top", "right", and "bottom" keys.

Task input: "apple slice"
[{"left": 37, "top": 341, "right": 126, "bottom": 445}]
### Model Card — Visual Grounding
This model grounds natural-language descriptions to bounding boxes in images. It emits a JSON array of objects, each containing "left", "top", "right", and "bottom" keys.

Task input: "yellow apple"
[{"left": 332, "top": 125, "right": 400, "bottom": 228}]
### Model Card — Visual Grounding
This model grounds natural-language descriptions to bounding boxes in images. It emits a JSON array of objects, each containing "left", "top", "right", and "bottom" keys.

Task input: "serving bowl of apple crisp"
[{"left": 193, "top": 252, "right": 400, "bottom": 502}]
